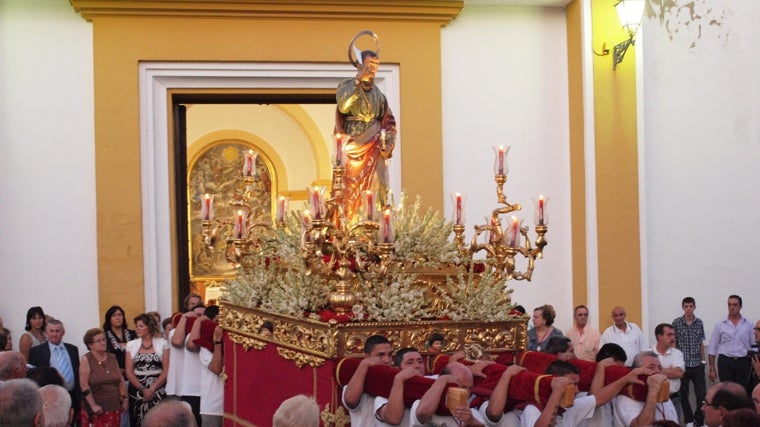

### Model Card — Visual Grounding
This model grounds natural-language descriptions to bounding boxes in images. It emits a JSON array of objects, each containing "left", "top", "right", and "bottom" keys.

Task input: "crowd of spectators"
[{"left": 3, "top": 293, "right": 760, "bottom": 426}]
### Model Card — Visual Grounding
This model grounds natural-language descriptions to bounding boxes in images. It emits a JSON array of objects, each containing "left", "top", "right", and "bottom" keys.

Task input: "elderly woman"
[
  {"left": 125, "top": 313, "right": 169, "bottom": 427},
  {"left": 527, "top": 304, "right": 564, "bottom": 352},
  {"left": 79, "top": 328, "right": 127, "bottom": 427}
]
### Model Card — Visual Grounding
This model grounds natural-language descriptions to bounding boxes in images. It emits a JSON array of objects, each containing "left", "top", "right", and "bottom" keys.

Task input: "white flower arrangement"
[
  {"left": 221, "top": 193, "right": 517, "bottom": 323},
  {"left": 355, "top": 270, "right": 431, "bottom": 322},
  {"left": 438, "top": 263, "right": 515, "bottom": 322},
  {"left": 391, "top": 193, "right": 460, "bottom": 266},
  {"left": 262, "top": 267, "right": 330, "bottom": 317}
]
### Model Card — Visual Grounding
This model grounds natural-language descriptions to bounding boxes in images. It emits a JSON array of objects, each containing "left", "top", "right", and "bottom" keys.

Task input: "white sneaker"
[{"left": 685, "top": 423, "right": 694, "bottom": 427}]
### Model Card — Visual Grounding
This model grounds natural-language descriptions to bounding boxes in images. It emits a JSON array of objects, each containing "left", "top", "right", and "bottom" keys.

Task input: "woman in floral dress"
[{"left": 125, "top": 313, "right": 169, "bottom": 426}]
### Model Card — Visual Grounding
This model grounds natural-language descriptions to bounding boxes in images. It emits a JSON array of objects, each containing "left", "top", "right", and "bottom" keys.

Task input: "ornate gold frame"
[
  {"left": 188, "top": 140, "right": 276, "bottom": 281},
  {"left": 220, "top": 300, "right": 527, "bottom": 367}
]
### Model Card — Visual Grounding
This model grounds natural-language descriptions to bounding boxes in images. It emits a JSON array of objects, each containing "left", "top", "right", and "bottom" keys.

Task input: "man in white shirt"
[
  {"left": 651, "top": 323, "right": 685, "bottom": 424},
  {"left": 374, "top": 347, "right": 428, "bottom": 426},
  {"left": 613, "top": 351, "right": 678, "bottom": 427},
  {"left": 411, "top": 362, "right": 485, "bottom": 427},
  {"left": 186, "top": 306, "right": 223, "bottom": 427},
  {"left": 600, "top": 306, "right": 645, "bottom": 367},
  {"left": 342, "top": 335, "right": 393, "bottom": 426},
  {"left": 164, "top": 313, "right": 184, "bottom": 398},
  {"left": 481, "top": 359, "right": 649, "bottom": 427},
  {"left": 172, "top": 303, "right": 207, "bottom": 426}
]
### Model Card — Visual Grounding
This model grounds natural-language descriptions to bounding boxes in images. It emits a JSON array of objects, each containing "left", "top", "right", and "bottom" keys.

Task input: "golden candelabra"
[
  {"left": 453, "top": 171, "right": 548, "bottom": 282},
  {"left": 199, "top": 142, "right": 548, "bottom": 315}
]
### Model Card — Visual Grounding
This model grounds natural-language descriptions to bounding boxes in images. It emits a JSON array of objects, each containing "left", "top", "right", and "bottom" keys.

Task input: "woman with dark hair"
[
  {"left": 103, "top": 305, "right": 135, "bottom": 377},
  {"left": 125, "top": 313, "right": 169, "bottom": 426},
  {"left": 19, "top": 306, "right": 48, "bottom": 360},
  {"left": 527, "top": 304, "right": 564, "bottom": 352},
  {"left": 28, "top": 366, "right": 65, "bottom": 387},
  {"left": 79, "top": 327, "right": 127, "bottom": 426}
]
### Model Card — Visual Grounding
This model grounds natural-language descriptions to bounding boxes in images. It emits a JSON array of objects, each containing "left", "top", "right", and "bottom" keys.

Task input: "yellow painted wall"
[
  {"left": 566, "top": 0, "right": 588, "bottom": 310},
  {"left": 591, "top": 0, "right": 642, "bottom": 327},
  {"left": 70, "top": 1, "right": 462, "bottom": 318}
]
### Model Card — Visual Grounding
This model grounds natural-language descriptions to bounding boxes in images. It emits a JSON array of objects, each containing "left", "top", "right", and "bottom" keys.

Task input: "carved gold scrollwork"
[
  {"left": 277, "top": 320, "right": 332, "bottom": 354},
  {"left": 320, "top": 404, "right": 350, "bottom": 427},
  {"left": 277, "top": 348, "right": 326, "bottom": 368},
  {"left": 228, "top": 333, "right": 266, "bottom": 351},
  {"left": 221, "top": 302, "right": 527, "bottom": 359}
]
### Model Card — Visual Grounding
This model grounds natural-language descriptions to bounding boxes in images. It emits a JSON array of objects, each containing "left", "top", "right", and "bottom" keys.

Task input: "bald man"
[
  {"left": 0, "top": 350, "right": 28, "bottom": 381},
  {"left": 701, "top": 381, "right": 753, "bottom": 427},
  {"left": 600, "top": 306, "right": 645, "bottom": 367},
  {"left": 143, "top": 399, "right": 198, "bottom": 427},
  {"left": 411, "top": 362, "right": 485, "bottom": 426}
]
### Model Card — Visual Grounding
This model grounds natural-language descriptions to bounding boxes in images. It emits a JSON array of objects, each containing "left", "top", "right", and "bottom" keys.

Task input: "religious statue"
[{"left": 335, "top": 30, "right": 397, "bottom": 222}]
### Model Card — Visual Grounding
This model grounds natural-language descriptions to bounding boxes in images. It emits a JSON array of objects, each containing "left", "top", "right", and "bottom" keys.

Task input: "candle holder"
[
  {"left": 202, "top": 144, "right": 549, "bottom": 315},
  {"left": 454, "top": 170, "right": 549, "bottom": 282}
]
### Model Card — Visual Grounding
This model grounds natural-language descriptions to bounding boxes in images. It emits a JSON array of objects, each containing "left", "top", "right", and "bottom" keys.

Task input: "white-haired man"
[
  {"left": 0, "top": 378, "right": 44, "bottom": 426},
  {"left": 39, "top": 384, "right": 73, "bottom": 427}
]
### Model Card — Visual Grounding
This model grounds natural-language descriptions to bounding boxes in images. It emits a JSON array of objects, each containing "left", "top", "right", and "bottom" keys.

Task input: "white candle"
[
  {"left": 509, "top": 216, "right": 520, "bottom": 247},
  {"left": 276, "top": 196, "right": 288, "bottom": 223},
  {"left": 493, "top": 145, "right": 510, "bottom": 176},
  {"left": 380, "top": 209, "right": 393, "bottom": 243},
  {"left": 310, "top": 187, "right": 323, "bottom": 220},
  {"left": 243, "top": 150, "right": 257, "bottom": 177},
  {"left": 201, "top": 194, "right": 213, "bottom": 221},
  {"left": 235, "top": 210, "right": 246, "bottom": 239},
  {"left": 497, "top": 146, "right": 505, "bottom": 175},
  {"left": 538, "top": 195, "right": 545, "bottom": 225},
  {"left": 455, "top": 193, "right": 463, "bottom": 225}
]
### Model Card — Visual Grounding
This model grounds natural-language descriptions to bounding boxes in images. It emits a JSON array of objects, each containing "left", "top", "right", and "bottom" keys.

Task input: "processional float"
[{"left": 199, "top": 31, "right": 549, "bottom": 426}]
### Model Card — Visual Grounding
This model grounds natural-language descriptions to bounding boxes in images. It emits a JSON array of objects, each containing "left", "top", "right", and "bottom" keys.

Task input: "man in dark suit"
[{"left": 29, "top": 318, "right": 80, "bottom": 426}]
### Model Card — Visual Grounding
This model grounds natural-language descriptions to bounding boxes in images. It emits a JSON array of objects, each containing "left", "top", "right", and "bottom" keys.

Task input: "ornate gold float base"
[
  {"left": 220, "top": 300, "right": 527, "bottom": 364},
  {"left": 219, "top": 301, "right": 527, "bottom": 426}
]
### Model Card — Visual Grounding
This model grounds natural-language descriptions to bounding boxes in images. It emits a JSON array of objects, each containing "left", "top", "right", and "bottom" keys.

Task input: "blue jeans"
[{"left": 680, "top": 363, "right": 706, "bottom": 425}]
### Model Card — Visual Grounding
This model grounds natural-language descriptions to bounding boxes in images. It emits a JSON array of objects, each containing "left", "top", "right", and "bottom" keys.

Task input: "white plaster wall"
[
  {"left": 441, "top": 6, "right": 575, "bottom": 331},
  {"left": 0, "top": 1, "right": 615, "bottom": 350},
  {"left": 0, "top": 0, "right": 98, "bottom": 355},
  {"left": 641, "top": 0, "right": 760, "bottom": 336}
]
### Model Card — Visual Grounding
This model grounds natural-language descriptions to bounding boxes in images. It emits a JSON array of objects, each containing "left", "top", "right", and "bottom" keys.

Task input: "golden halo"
[{"left": 348, "top": 30, "right": 380, "bottom": 69}]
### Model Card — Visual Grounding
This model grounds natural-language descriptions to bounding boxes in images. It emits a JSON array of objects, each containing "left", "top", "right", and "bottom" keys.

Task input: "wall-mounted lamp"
[{"left": 595, "top": 0, "right": 646, "bottom": 69}]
